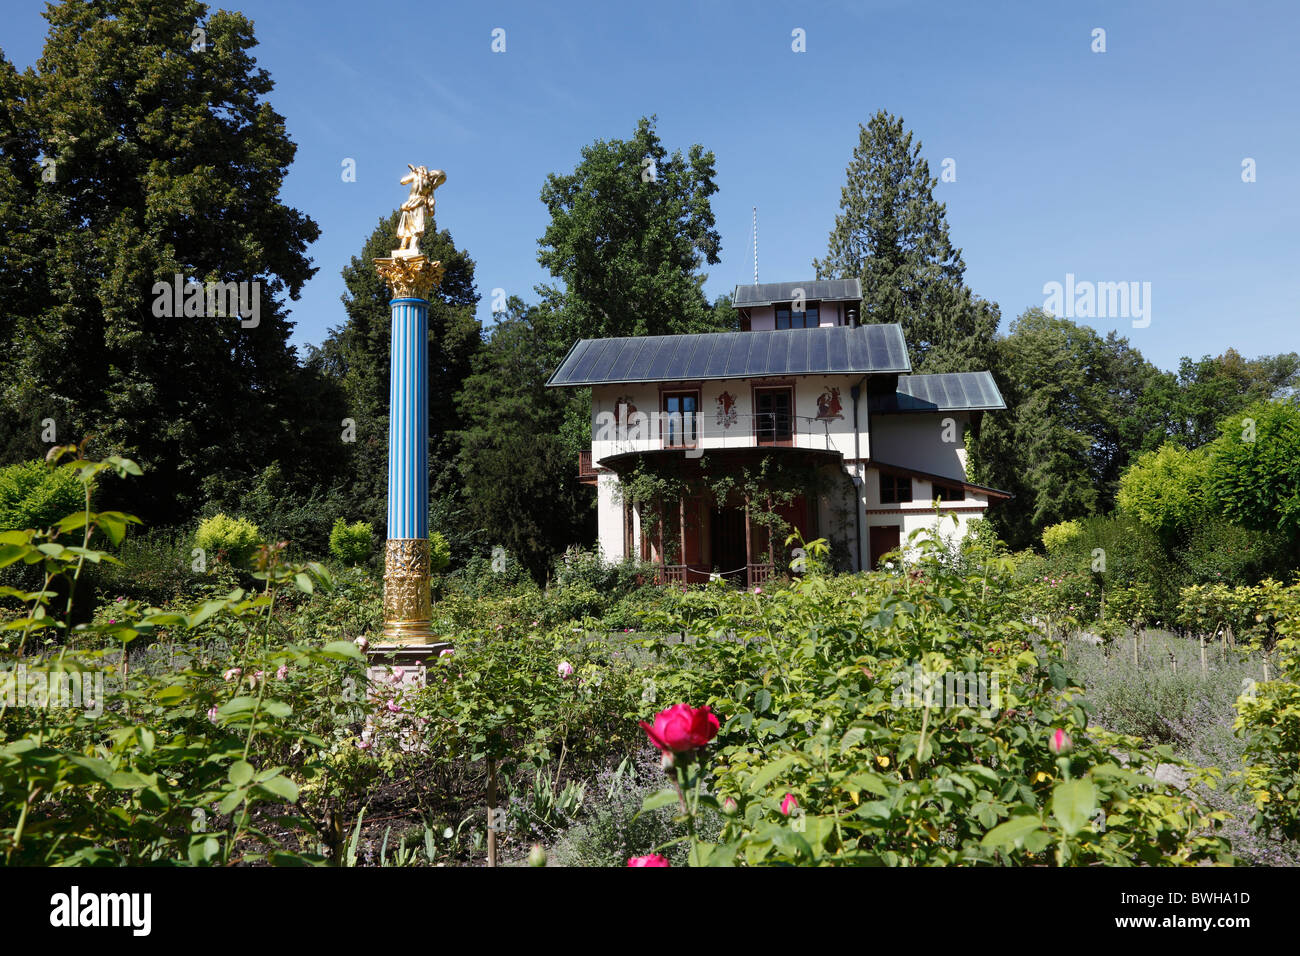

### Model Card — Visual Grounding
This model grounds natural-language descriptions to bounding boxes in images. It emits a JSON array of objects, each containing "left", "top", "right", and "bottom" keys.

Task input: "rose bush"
[{"left": 629, "top": 529, "right": 1232, "bottom": 866}]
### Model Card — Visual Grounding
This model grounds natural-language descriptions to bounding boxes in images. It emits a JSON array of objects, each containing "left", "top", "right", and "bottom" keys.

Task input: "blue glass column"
[
  {"left": 373, "top": 254, "right": 442, "bottom": 646},
  {"left": 386, "top": 297, "right": 429, "bottom": 542}
]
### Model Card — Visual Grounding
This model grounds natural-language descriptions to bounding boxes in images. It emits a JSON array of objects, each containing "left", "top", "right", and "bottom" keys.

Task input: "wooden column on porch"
[{"left": 766, "top": 494, "right": 775, "bottom": 567}]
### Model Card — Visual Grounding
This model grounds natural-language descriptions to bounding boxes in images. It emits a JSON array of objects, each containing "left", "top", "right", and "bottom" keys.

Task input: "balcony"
[
  {"left": 577, "top": 450, "right": 597, "bottom": 485},
  {"left": 593, "top": 410, "right": 844, "bottom": 462}
]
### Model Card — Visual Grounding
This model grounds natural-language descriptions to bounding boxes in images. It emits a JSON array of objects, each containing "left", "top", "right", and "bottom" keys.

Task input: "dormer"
[{"left": 731, "top": 279, "right": 863, "bottom": 332}]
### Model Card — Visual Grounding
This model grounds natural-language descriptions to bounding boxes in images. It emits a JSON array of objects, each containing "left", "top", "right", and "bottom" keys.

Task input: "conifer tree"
[{"left": 815, "top": 111, "right": 997, "bottom": 372}]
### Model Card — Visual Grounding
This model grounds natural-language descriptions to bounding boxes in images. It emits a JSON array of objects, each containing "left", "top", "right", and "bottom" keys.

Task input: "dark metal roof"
[
  {"left": 868, "top": 372, "right": 1006, "bottom": 413},
  {"left": 732, "top": 279, "right": 862, "bottom": 308},
  {"left": 547, "top": 324, "right": 910, "bottom": 387}
]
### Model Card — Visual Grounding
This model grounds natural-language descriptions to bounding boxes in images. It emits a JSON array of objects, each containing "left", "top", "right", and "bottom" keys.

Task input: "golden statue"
[
  {"left": 375, "top": 164, "right": 446, "bottom": 299},
  {"left": 395, "top": 164, "right": 446, "bottom": 257}
]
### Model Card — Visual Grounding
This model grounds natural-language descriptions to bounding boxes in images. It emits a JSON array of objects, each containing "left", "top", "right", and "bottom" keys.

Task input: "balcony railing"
[
  {"left": 577, "top": 450, "right": 596, "bottom": 482},
  {"left": 747, "top": 563, "right": 775, "bottom": 588},
  {"left": 594, "top": 410, "right": 839, "bottom": 458},
  {"left": 651, "top": 561, "right": 775, "bottom": 590}
]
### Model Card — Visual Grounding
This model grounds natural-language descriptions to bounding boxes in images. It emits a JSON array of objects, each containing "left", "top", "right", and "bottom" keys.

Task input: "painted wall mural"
[
  {"left": 715, "top": 391, "right": 738, "bottom": 428},
  {"left": 817, "top": 385, "right": 844, "bottom": 420}
]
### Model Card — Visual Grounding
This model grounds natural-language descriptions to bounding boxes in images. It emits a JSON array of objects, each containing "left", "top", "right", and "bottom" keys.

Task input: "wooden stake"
[
  {"left": 766, "top": 495, "right": 775, "bottom": 569},
  {"left": 486, "top": 756, "right": 498, "bottom": 868},
  {"left": 743, "top": 496, "right": 753, "bottom": 587}
]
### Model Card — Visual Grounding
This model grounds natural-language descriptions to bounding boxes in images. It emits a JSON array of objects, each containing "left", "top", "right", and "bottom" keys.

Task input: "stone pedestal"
[{"left": 364, "top": 641, "right": 453, "bottom": 690}]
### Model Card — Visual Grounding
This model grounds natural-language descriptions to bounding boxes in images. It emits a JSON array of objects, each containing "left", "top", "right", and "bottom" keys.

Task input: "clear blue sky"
[{"left": 5, "top": 0, "right": 1297, "bottom": 371}]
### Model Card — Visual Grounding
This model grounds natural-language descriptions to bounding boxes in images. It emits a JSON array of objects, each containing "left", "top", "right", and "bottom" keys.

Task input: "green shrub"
[
  {"left": 430, "top": 531, "right": 450, "bottom": 574},
  {"left": 95, "top": 528, "right": 197, "bottom": 606},
  {"left": 1177, "top": 518, "right": 1293, "bottom": 588},
  {"left": 0, "top": 451, "right": 366, "bottom": 866},
  {"left": 1041, "top": 519, "right": 1083, "bottom": 554},
  {"left": 329, "top": 519, "right": 373, "bottom": 566},
  {"left": 630, "top": 531, "right": 1232, "bottom": 866},
  {"left": 1237, "top": 584, "right": 1300, "bottom": 839},
  {"left": 0, "top": 459, "right": 86, "bottom": 532},
  {"left": 195, "top": 513, "right": 262, "bottom": 567}
]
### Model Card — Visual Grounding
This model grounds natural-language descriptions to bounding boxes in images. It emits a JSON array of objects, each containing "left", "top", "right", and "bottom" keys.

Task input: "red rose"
[
  {"left": 640, "top": 703, "right": 720, "bottom": 754},
  {"left": 627, "top": 854, "right": 670, "bottom": 867}
]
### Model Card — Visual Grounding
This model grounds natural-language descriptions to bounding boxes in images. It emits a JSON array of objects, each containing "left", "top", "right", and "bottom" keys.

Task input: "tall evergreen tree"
[
  {"left": 0, "top": 1, "right": 329, "bottom": 524},
  {"left": 814, "top": 110, "right": 997, "bottom": 372}
]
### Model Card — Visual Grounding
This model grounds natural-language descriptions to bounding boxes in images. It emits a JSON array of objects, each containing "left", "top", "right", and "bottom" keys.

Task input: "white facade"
[{"left": 585, "top": 381, "right": 999, "bottom": 573}]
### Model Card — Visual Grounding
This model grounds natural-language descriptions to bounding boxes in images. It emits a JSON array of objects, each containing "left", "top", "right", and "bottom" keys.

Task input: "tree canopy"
[
  {"left": 536, "top": 114, "right": 727, "bottom": 348},
  {"left": 0, "top": 1, "right": 332, "bottom": 524}
]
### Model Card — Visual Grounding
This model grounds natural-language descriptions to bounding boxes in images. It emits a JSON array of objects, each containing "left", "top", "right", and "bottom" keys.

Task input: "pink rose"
[
  {"left": 558, "top": 660, "right": 574, "bottom": 679},
  {"left": 781, "top": 793, "right": 798, "bottom": 816},
  {"left": 354, "top": 636, "right": 369, "bottom": 652},
  {"left": 639, "top": 703, "right": 720, "bottom": 754},
  {"left": 386, "top": 700, "right": 402, "bottom": 713},
  {"left": 440, "top": 648, "right": 454, "bottom": 657},
  {"left": 207, "top": 706, "right": 219, "bottom": 724},
  {"left": 223, "top": 667, "right": 241, "bottom": 682},
  {"left": 275, "top": 664, "right": 288, "bottom": 681},
  {"left": 627, "top": 854, "right": 670, "bottom": 867},
  {"left": 1049, "top": 729, "right": 1073, "bottom": 755}
]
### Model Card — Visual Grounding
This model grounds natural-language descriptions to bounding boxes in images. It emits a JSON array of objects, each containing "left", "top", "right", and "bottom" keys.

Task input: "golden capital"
[{"left": 374, "top": 254, "right": 444, "bottom": 300}]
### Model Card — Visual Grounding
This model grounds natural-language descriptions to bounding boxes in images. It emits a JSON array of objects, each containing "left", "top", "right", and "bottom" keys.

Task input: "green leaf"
[
  {"left": 748, "top": 753, "right": 800, "bottom": 792},
  {"left": 218, "top": 788, "right": 246, "bottom": 815},
  {"left": 256, "top": 773, "right": 299, "bottom": 802},
  {"left": 320, "top": 641, "right": 365, "bottom": 662},
  {"left": 1051, "top": 779, "right": 1098, "bottom": 836},
  {"left": 981, "top": 812, "right": 1044, "bottom": 849},
  {"left": 228, "top": 760, "right": 254, "bottom": 787}
]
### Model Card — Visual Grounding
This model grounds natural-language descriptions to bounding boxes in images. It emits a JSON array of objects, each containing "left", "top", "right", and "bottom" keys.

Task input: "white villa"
[{"left": 547, "top": 279, "right": 1009, "bottom": 587}]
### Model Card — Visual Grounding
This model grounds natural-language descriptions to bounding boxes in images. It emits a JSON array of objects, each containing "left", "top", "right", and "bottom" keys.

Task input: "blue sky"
[{"left": 5, "top": 0, "right": 1297, "bottom": 371}]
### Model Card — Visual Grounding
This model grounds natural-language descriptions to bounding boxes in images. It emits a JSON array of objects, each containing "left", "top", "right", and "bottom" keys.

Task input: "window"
[
  {"left": 932, "top": 482, "right": 965, "bottom": 503},
  {"left": 879, "top": 473, "right": 912, "bottom": 504},
  {"left": 661, "top": 391, "right": 699, "bottom": 448},
  {"left": 754, "top": 387, "right": 793, "bottom": 445},
  {"left": 775, "top": 303, "right": 820, "bottom": 329}
]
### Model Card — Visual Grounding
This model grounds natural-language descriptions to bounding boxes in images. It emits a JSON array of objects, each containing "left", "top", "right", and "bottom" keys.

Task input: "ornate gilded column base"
[{"left": 381, "top": 538, "right": 435, "bottom": 646}]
